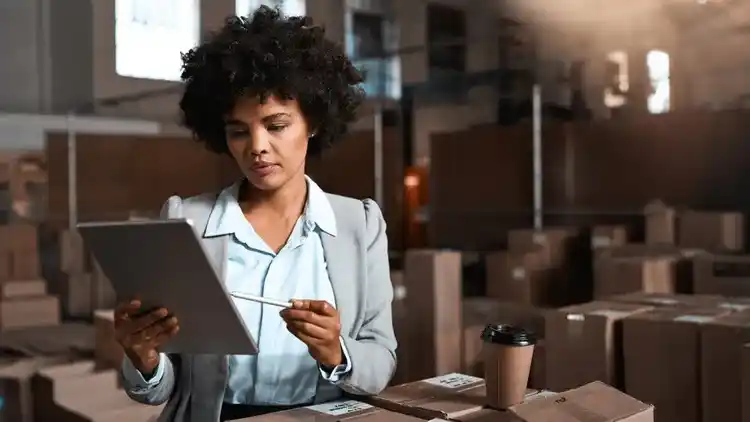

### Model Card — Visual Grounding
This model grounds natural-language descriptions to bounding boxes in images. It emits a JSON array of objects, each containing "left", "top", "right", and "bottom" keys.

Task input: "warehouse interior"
[{"left": 2, "top": 0, "right": 750, "bottom": 421}]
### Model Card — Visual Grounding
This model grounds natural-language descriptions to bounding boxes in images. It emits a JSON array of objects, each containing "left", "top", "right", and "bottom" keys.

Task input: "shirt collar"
[{"left": 205, "top": 176, "right": 337, "bottom": 237}]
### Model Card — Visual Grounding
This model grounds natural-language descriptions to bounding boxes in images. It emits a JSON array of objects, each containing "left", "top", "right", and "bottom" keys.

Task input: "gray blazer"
[{"left": 121, "top": 191, "right": 398, "bottom": 422}]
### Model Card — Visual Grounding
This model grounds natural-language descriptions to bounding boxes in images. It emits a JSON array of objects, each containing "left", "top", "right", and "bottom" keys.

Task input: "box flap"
[{"left": 511, "top": 382, "right": 652, "bottom": 422}]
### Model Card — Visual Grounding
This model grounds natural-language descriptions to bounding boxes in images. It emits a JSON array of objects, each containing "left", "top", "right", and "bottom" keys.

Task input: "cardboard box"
[
  {"left": 593, "top": 255, "right": 684, "bottom": 298},
  {"left": 461, "top": 298, "right": 545, "bottom": 377},
  {"left": 742, "top": 343, "right": 750, "bottom": 422},
  {"left": 0, "top": 279, "right": 46, "bottom": 299},
  {"left": 10, "top": 251, "right": 39, "bottom": 280},
  {"left": 510, "top": 381, "right": 653, "bottom": 422},
  {"left": 507, "top": 227, "right": 582, "bottom": 267},
  {"left": 94, "top": 310, "right": 123, "bottom": 370},
  {"left": 367, "top": 373, "right": 538, "bottom": 420},
  {"left": 53, "top": 273, "right": 93, "bottom": 318},
  {"left": 0, "top": 225, "right": 37, "bottom": 252},
  {"left": 234, "top": 399, "right": 424, "bottom": 422},
  {"left": 545, "top": 301, "right": 652, "bottom": 391},
  {"left": 700, "top": 311, "right": 750, "bottom": 422},
  {"left": 0, "top": 295, "right": 60, "bottom": 330},
  {"left": 679, "top": 210, "right": 744, "bottom": 252},
  {"left": 591, "top": 225, "right": 630, "bottom": 250},
  {"left": 485, "top": 250, "right": 559, "bottom": 307},
  {"left": 404, "top": 250, "right": 462, "bottom": 380},
  {"left": 644, "top": 200, "right": 677, "bottom": 245},
  {"left": 32, "top": 361, "right": 122, "bottom": 422},
  {"left": 622, "top": 307, "right": 730, "bottom": 422},
  {"left": 0, "top": 356, "right": 75, "bottom": 422},
  {"left": 693, "top": 253, "right": 750, "bottom": 297}
]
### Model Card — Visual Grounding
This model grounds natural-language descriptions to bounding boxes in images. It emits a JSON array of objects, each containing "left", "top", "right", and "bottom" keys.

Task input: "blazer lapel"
[{"left": 320, "top": 231, "right": 357, "bottom": 337}]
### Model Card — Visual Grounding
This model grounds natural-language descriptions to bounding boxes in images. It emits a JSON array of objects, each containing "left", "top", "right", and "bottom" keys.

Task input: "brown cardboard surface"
[
  {"left": 0, "top": 279, "right": 46, "bottom": 299},
  {"left": 742, "top": 343, "right": 750, "bottom": 422},
  {"left": 10, "top": 251, "right": 39, "bottom": 280},
  {"left": 545, "top": 301, "right": 652, "bottom": 391},
  {"left": 367, "top": 373, "right": 538, "bottom": 420},
  {"left": 461, "top": 298, "right": 546, "bottom": 377},
  {"left": 591, "top": 225, "right": 630, "bottom": 250},
  {"left": 485, "top": 250, "right": 559, "bottom": 307},
  {"left": 699, "top": 311, "right": 750, "bottom": 422},
  {"left": 511, "top": 381, "right": 653, "bottom": 422},
  {"left": 94, "top": 310, "right": 123, "bottom": 371},
  {"left": 234, "top": 399, "right": 424, "bottom": 422},
  {"left": 679, "top": 210, "right": 744, "bottom": 252},
  {"left": 622, "top": 307, "right": 730, "bottom": 422},
  {"left": 404, "top": 250, "right": 462, "bottom": 380},
  {"left": 0, "top": 225, "right": 37, "bottom": 252},
  {"left": 32, "top": 361, "right": 120, "bottom": 422},
  {"left": 0, "top": 356, "right": 75, "bottom": 422},
  {"left": 693, "top": 253, "right": 750, "bottom": 297},
  {"left": 0, "top": 295, "right": 60, "bottom": 330},
  {"left": 593, "top": 254, "right": 684, "bottom": 298},
  {"left": 644, "top": 200, "right": 677, "bottom": 245},
  {"left": 507, "top": 227, "right": 581, "bottom": 267},
  {"left": 606, "top": 292, "right": 725, "bottom": 308},
  {"left": 528, "top": 340, "right": 546, "bottom": 390}
]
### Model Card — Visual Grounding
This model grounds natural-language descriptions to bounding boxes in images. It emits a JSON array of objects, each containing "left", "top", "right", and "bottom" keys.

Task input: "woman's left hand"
[{"left": 280, "top": 300, "right": 343, "bottom": 368}]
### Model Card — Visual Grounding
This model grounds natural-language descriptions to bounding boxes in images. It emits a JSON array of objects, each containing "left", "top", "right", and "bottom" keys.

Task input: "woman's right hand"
[{"left": 114, "top": 299, "right": 180, "bottom": 376}]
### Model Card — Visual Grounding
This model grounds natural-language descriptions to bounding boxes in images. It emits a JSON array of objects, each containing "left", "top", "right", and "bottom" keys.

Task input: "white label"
[
  {"left": 674, "top": 315, "right": 716, "bottom": 324},
  {"left": 512, "top": 268, "right": 526, "bottom": 280},
  {"left": 532, "top": 233, "right": 546, "bottom": 245},
  {"left": 719, "top": 302, "right": 750, "bottom": 312},
  {"left": 428, "top": 420, "right": 451, "bottom": 422},
  {"left": 566, "top": 313, "right": 585, "bottom": 322},
  {"left": 423, "top": 373, "right": 482, "bottom": 389},
  {"left": 591, "top": 236, "right": 612, "bottom": 248},
  {"left": 306, "top": 400, "right": 373, "bottom": 416},
  {"left": 588, "top": 309, "right": 632, "bottom": 320}
]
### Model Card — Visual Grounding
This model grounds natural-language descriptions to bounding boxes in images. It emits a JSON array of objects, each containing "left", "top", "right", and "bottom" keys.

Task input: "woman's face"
[{"left": 225, "top": 95, "right": 310, "bottom": 191}]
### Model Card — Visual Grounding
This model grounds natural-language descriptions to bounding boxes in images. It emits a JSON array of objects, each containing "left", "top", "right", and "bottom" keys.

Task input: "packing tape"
[
  {"left": 532, "top": 233, "right": 546, "bottom": 245},
  {"left": 719, "top": 302, "right": 750, "bottom": 312},
  {"left": 512, "top": 267, "right": 526, "bottom": 280},
  {"left": 673, "top": 315, "right": 716, "bottom": 324},
  {"left": 591, "top": 236, "right": 611, "bottom": 249}
]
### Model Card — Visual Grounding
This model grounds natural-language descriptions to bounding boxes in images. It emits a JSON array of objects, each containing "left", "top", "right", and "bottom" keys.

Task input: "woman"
[{"left": 113, "top": 7, "right": 397, "bottom": 422}]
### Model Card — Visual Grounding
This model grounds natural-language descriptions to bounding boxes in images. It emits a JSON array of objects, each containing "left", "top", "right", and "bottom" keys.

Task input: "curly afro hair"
[{"left": 179, "top": 6, "right": 365, "bottom": 156}]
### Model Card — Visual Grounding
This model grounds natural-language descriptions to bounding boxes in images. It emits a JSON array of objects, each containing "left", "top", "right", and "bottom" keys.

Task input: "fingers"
[
  {"left": 130, "top": 308, "right": 170, "bottom": 333},
  {"left": 285, "top": 319, "right": 333, "bottom": 341},
  {"left": 114, "top": 299, "right": 141, "bottom": 320},
  {"left": 122, "top": 316, "right": 180, "bottom": 349},
  {"left": 291, "top": 300, "right": 337, "bottom": 317}
]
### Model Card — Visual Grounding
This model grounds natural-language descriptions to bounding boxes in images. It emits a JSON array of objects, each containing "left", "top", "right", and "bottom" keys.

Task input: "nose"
[{"left": 248, "top": 126, "right": 272, "bottom": 156}]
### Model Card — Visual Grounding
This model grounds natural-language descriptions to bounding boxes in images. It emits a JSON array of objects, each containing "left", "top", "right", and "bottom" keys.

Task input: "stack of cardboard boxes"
[
  {"left": 0, "top": 224, "right": 61, "bottom": 330},
  {"left": 53, "top": 229, "right": 117, "bottom": 318}
]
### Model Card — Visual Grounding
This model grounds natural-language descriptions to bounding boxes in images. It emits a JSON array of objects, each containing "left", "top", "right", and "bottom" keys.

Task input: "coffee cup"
[{"left": 481, "top": 324, "right": 536, "bottom": 409}]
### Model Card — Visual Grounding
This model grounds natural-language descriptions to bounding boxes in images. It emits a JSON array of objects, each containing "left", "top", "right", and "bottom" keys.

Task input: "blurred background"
[{"left": 2, "top": 0, "right": 750, "bottom": 421}]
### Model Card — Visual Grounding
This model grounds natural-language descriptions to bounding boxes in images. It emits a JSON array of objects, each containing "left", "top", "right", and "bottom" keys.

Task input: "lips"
[{"left": 250, "top": 162, "right": 278, "bottom": 177}]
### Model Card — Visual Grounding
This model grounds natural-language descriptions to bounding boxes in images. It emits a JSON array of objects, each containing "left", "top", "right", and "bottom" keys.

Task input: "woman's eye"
[
  {"left": 268, "top": 124, "right": 287, "bottom": 132},
  {"left": 226, "top": 129, "right": 249, "bottom": 138}
]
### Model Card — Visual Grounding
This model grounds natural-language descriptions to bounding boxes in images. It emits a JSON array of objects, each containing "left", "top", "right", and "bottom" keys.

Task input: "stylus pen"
[{"left": 229, "top": 291, "right": 293, "bottom": 308}]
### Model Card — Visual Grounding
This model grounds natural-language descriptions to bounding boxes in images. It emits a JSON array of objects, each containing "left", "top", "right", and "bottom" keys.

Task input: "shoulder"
[{"left": 325, "top": 193, "right": 385, "bottom": 243}]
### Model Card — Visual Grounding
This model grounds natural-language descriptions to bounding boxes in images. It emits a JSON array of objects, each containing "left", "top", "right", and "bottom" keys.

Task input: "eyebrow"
[{"left": 225, "top": 113, "right": 292, "bottom": 126}]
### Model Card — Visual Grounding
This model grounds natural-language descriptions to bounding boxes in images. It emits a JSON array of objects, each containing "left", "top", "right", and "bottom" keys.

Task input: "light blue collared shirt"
[{"left": 123, "top": 177, "right": 352, "bottom": 405}]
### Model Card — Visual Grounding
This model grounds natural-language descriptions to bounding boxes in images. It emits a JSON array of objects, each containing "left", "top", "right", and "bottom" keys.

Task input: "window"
[
  {"left": 115, "top": 0, "right": 200, "bottom": 82},
  {"left": 647, "top": 50, "right": 670, "bottom": 114},
  {"left": 603, "top": 51, "right": 628, "bottom": 109},
  {"left": 426, "top": 3, "right": 465, "bottom": 72},
  {"left": 346, "top": 10, "right": 401, "bottom": 99},
  {"left": 236, "top": 0, "right": 305, "bottom": 17}
]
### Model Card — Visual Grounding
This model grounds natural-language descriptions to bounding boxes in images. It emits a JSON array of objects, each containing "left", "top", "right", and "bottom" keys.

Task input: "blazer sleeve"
[
  {"left": 121, "top": 196, "right": 182, "bottom": 406},
  {"left": 337, "top": 199, "right": 398, "bottom": 395}
]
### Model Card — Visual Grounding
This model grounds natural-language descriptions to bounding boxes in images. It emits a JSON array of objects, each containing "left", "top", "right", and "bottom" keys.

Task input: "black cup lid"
[{"left": 481, "top": 324, "right": 536, "bottom": 346}]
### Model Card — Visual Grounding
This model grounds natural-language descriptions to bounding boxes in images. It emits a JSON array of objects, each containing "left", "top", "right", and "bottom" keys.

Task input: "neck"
[{"left": 241, "top": 173, "right": 308, "bottom": 216}]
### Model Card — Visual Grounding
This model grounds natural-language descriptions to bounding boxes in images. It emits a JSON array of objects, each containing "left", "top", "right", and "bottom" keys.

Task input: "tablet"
[{"left": 78, "top": 219, "right": 258, "bottom": 355}]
